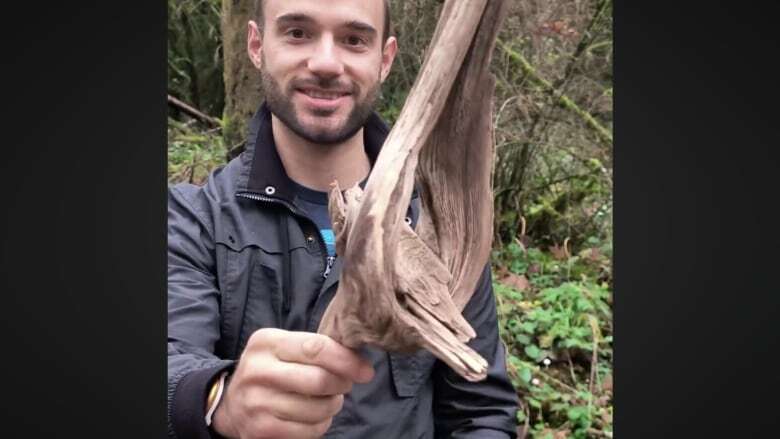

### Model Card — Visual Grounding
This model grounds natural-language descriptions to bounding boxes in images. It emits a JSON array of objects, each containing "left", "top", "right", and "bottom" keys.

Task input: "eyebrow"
[
  {"left": 274, "top": 13, "right": 377, "bottom": 37},
  {"left": 344, "top": 20, "right": 377, "bottom": 37},
  {"left": 275, "top": 13, "right": 315, "bottom": 26}
]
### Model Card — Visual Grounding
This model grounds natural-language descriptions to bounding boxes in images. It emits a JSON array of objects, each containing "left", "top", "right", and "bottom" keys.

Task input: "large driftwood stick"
[{"left": 318, "top": 0, "right": 508, "bottom": 382}]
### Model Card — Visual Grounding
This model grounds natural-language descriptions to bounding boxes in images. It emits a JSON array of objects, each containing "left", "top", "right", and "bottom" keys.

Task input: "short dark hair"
[{"left": 254, "top": 0, "right": 392, "bottom": 43}]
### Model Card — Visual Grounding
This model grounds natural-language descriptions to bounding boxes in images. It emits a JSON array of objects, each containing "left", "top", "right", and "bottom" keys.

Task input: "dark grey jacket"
[{"left": 167, "top": 104, "right": 519, "bottom": 439}]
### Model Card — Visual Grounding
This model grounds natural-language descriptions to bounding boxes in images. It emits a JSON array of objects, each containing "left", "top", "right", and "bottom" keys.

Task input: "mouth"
[
  {"left": 296, "top": 87, "right": 352, "bottom": 112},
  {"left": 297, "top": 87, "right": 351, "bottom": 103},
  {"left": 297, "top": 87, "right": 351, "bottom": 100}
]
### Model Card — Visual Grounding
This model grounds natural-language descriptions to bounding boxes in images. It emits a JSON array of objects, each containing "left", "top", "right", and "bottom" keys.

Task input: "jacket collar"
[{"left": 237, "top": 102, "right": 390, "bottom": 202}]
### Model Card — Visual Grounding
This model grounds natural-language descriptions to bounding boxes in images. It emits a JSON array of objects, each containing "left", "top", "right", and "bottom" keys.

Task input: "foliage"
[
  {"left": 493, "top": 235, "right": 613, "bottom": 438},
  {"left": 491, "top": 0, "right": 613, "bottom": 249},
  {"left": 375, "top": 0, "right": 442, "bottom": 124},
  {"left": 167, "top": 117, "right": 226, "bottom": 185},
  {"left": 168, "top": 0, "right": 225, "bottom": 119}
]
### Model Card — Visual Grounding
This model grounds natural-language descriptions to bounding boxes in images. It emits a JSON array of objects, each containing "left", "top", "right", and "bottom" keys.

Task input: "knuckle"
[
  {"left": 333, "top": 376, "right": 352, "bottom": 394},
  {"left": 243, "top": 351, "right": 264, "bottom": 370},
  {"left": 242, "top": 355, "right": 273, "bottom": 386},
  {"left": 301, "top": 335, "right": 327, "bottom": 359},
  {"left": 246, "top": 328, "right": 266, "bottom": 347},
  {"left": 328, "top": 394, "right": 344, "bottom": 417},
  {"left": 246, "top": 388, "right": 272, "bottom": 413},
  {"left": 252, "top": 416, "right": 283, "bottom": 439},
  {"left": 248, "top": 327, "right": 281, "bottom": 348},
  {"left": 313, "top": 418, "right": 333, "bottom": 437},
  {"left": 252, "top": 360, "right": 275, "bottom": 385},
  {"left": 309, "top": 368, "right": 332, "bottom": 394}
]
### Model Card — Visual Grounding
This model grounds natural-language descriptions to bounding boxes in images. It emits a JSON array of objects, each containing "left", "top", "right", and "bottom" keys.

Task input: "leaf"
[
  {"left": 527, "top": 398, "right": 542, "bottom": 409},
  {"left": 576, "top": 297, "right": 593, "bottom": 312},
  {"left": 520, "top": 321, "right": 536, "bottom": 333},
  {"left": 582, "top": 247, "right": 603, "bottom": 262},
  {"left": 525, "top": 344, "right": 542, "bottom": 360},
  {"left": 500, "top": 272, "right": 530, "bottom": 291},
  {"left": 538, "top": 333, "right": 555, "bottom": 348},
  {"left": 601, "top": 373, "right": 613, "bottom": 392},
  {"left": 550, "top": 402, "right": 569, "bottom": 412},
  {"left": 552, "top": 20, "right": 567, "bottom": 33},
  {"left": 520, "top": 367, "right": 532, "bottom": 384},
  {"left": 549, "top": 244, "right": 567, "bottom": 260},
  {"left": 567, "top": 407, "right": 585, "bottom": 421},
  {"left": 510, "top": 260, "right": 529, "bottom": 275}
]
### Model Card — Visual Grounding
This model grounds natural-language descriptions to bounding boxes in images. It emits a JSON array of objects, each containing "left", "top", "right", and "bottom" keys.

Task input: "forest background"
[{"left": 167, "top": 0, "right": 613, "bottom": 437}]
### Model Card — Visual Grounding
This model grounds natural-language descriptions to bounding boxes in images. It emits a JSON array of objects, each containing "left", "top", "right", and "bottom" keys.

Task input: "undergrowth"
[
  {"left": 167, "top": 117, "right": 226, "bottom": 185},
  {"left": 493, "top": 235, "right": 613, "bottom": 438}
]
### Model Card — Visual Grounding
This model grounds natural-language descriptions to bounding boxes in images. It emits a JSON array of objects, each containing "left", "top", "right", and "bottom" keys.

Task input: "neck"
[{"left": 271, "top": 115, "right": 370, "bottom": 192}]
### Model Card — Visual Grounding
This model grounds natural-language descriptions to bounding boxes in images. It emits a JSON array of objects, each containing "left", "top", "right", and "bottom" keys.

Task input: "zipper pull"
[{"left": 323, "top": 256, "right": 335, "bottom": 279}]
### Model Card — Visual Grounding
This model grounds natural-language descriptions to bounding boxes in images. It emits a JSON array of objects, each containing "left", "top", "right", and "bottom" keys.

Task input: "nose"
[{"left": 307, "top": 35, "right": 344, "bottom": 79}]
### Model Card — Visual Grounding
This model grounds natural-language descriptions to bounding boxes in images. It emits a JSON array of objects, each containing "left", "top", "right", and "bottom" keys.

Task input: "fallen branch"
[{"left": 167, "top": 94, "right": 221, "bottom": 128}]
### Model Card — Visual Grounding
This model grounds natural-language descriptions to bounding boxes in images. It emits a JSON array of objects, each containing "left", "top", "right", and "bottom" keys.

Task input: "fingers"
[
  {"left": 219, "top": 329, "right": 370, "bottom": 439},
  {"left": 249, "top": 416, "right": 333, "bottom": 439},
  {"left": 253, "top": 360, "right": 354, "bottom": 396},
  {"left": 265, "top": 392, "right": 344, "bottom": 424},
  {"left": 249, "top": 329, "right": 375, "bottom": 384}
]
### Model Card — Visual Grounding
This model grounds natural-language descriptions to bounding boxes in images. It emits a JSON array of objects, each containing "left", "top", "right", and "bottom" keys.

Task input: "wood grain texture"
[{"left": 318, "top": 0, "right": 508, "bottom": 382}]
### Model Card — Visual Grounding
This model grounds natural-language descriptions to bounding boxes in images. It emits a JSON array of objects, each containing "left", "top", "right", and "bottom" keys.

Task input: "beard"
[{"left": 260, "top": 65, "right": 380, "bottom": 146}]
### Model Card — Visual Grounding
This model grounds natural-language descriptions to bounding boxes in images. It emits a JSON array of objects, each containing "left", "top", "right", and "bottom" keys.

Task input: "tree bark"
[{"left": 221, "top": 0, "right": 264, "bottom": 153}]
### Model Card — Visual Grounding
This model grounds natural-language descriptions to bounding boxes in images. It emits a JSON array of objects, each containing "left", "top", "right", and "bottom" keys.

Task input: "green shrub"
[
  {"left": 167, "top": 117, "right": 226, "bottom": 184},
  {"left": 493, "top": 237, "right": 613, "bottom": 438}
]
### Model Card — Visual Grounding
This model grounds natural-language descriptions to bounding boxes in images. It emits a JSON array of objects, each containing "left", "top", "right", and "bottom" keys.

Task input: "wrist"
[
  {"left": 210, "top": 373, "right": 239, "bottom": 438},
  {"left": 205, "top": 371, "right": 229, "bottom": 429}
]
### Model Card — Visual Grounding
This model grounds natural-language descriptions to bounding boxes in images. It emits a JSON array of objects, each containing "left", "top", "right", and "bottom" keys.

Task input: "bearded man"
[{"left": 167, "top": 1, "right": 519, "bottom": 437}]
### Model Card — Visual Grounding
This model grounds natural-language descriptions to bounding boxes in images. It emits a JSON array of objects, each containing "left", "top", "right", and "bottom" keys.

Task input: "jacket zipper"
[
  {"left": 323, "top": 258, "right": 334, "bottom": 278},
  {"left": 236, "top": 191, "right": 331, "bottom": 276}
]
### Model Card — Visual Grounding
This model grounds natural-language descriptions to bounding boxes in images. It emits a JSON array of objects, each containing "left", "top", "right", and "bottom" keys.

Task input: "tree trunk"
[{"left": 221, "top": 0, "right": 264, "bottom": 155}]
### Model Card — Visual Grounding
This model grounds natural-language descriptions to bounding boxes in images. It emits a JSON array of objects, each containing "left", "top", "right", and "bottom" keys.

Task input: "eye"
[
  {"left": 286, "top": 28, "right": 307, "bottom": 39},
  {"left": 345, "top": 35, "right": 366, "bottom": 47}
]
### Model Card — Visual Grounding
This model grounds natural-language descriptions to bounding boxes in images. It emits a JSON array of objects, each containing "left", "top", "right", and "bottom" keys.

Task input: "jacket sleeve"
[
  {"left": 432, "top": 264, "right": 519, "bottom": 439},
  {"left": 168, "top": 185, "right": 235, "bottom": 439}
]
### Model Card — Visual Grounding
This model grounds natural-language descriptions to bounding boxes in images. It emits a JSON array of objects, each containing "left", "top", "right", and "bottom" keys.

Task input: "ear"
[
  {"left": 247, "top": 20, "right": 264, "bottom": 70},
  {"left": 379, "top": 36, "right": 398, "bottom": 83}
]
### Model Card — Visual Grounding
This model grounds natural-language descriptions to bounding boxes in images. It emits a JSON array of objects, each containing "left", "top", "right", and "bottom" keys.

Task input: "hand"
[{"left": 212, "top": 328, "right": 375, "bottom": 439}]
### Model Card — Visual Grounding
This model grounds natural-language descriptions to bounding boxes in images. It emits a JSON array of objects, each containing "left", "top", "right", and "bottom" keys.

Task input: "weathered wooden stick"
[{"left": 318, "top": 0, "right": 508, "bottom": 382}]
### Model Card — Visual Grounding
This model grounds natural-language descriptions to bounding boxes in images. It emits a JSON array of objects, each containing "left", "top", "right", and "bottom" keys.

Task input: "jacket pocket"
[
  {"left": 235, "top": 261, "right": 282, "bottom": 354},
  {"left": 389, "top": 349, "right": 438, "bottom": 397},
  {"left": 215, "top": 225, "right": 283, "bottom": 358}
]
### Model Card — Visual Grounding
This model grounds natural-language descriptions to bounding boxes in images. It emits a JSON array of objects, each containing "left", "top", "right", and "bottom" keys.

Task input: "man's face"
[{"left": 248, "top": 0, "right": 397, "bottom": 145}]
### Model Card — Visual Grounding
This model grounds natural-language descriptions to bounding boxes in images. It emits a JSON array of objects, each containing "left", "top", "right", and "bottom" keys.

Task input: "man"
[{"left": 167, "top": 0, "right": 519, "bottom": 437}]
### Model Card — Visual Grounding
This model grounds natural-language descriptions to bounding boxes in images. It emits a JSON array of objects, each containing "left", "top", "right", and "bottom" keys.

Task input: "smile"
[
  {"left": 298, "top": 88, "right": 351, "bottom": 100},
  {"left": 296, "top": 87, "right": 353, "bottom": 112}
]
